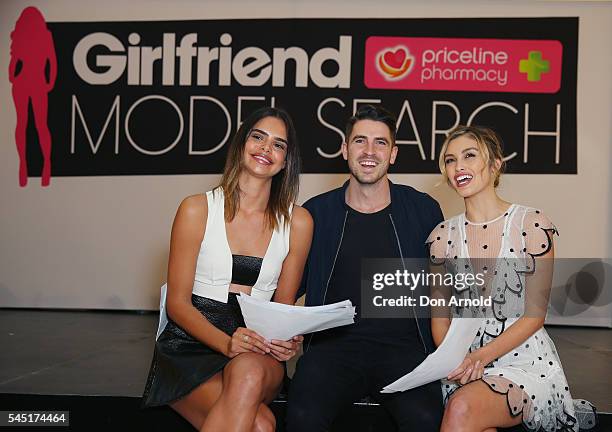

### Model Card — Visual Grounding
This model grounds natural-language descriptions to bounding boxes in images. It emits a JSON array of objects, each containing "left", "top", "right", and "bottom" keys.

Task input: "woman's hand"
[
  {"left": 227, "top": 327, "right": 271, "bottom": 358},
  {"left": 447, "top": 350, "right": 489, "bottom": 385},
  {"left": 268, "top": 335, "right": 303, "bottom": 362}
]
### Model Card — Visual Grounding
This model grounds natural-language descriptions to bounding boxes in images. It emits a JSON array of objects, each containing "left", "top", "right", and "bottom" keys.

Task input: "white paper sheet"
[
  {"left": 381, "top": 318, "right": 483, "bottom": 393},
  {"left": 237, "top": 293, "right": 356, "bottom": 341}
]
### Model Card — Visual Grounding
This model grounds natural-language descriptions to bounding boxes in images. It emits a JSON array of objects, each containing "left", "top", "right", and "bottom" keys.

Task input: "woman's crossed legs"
[{"left": 171, "top": 352, "right": 284, "bottom": 432}]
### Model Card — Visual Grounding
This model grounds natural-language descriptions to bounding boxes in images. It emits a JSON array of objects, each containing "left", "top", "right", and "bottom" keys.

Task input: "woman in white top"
[
  {"left": 142, "top": 106, "right": 313, "bottom": 432},
  {"left": 427, "top": 126, "right": 596, "bottom": 431}
]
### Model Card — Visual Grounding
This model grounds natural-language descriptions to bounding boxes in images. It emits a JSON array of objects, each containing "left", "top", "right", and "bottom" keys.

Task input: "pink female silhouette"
[{"left": 9, "top": 7, "right": 57, "bottom": 187}]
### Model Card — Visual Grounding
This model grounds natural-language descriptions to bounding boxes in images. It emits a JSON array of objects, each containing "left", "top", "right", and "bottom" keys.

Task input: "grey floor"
[{"left": 0, "top": 310, "right": 610, "bottom": 412}]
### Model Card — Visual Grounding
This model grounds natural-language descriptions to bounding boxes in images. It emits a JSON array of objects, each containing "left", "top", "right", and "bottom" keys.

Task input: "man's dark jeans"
[{"left": 286, "top": 332, "right": 443, "bottom": 432}]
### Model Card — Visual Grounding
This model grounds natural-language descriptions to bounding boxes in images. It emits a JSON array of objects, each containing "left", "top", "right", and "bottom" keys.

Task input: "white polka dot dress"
[{"left": 427, "top": 204, "right": 597, "bottom": 431}]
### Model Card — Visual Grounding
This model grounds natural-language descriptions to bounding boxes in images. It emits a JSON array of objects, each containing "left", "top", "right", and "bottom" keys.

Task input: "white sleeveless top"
[{"left": 156, "top": 187, "right": 292, "bottom": 338}]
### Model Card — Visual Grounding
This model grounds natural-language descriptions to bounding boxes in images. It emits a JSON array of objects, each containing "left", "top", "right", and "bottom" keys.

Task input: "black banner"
[{"left": 25, "top": 17, "right": 578, "bottom": 175}]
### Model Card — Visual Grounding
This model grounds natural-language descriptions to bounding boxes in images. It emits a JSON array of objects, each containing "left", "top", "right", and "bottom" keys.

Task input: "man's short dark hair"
[{"left": 345, "top": 104, "right": 397, "bottom": 145}]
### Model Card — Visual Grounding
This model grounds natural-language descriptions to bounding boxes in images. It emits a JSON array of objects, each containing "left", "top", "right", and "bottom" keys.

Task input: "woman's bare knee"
[
  {"left": 447, "top": 393, "right": 472, "bottom": 418},
  {"left": 224, "top": 354, "right": 283, "bottom": 402},
  {"left": 442, "top": 381, "right": 521, "bottom": 432},
  {"left": 442, "top": 393, "right": 478, "bottom": 432},
  {"left": 226, "top": 360, "right": 266, "bottom": 396}
]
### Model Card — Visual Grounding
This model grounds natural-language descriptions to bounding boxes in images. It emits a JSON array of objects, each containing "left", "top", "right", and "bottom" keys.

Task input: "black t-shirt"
[{"left": 324, "top": 204, "right": 418, "bottom": 342}]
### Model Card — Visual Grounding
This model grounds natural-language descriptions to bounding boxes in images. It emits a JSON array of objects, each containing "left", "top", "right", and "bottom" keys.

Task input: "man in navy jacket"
[{"left": 287, "top": 105, "right": 444, "bottom": 431}]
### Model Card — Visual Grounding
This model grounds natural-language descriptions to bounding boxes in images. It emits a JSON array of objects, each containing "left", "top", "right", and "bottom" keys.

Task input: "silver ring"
[{"left": 243, "top": 335, "right": 249, "bottom": 343}]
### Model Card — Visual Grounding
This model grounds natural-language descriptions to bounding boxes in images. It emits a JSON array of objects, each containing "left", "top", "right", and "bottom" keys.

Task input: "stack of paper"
[
  {"left": 237, "top": 293, "right": 356, "bottom": 341},
  {"left": 381, "top": 317, "right": 483, "bottom": 393}
]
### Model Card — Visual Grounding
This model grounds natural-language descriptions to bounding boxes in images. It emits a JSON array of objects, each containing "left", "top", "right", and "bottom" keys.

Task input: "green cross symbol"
[{"left": 519, "top": 51, "right": 550, "bottom": 82}]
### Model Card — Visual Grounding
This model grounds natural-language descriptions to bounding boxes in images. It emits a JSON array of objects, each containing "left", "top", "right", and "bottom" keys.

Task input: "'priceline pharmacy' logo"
[
  {"left": 364, "top": 37, "right": 562, "bottom": 93},
  {"left": 376, "top": 46, "right": 414, "bottom": 80}
]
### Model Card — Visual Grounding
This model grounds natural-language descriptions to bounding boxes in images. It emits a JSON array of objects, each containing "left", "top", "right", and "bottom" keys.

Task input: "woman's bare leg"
[
  {"left": 201, "top": 353, "right": 283, "bottom": 432},
  {"left": 441, "top": 380, "right": 522, "bottom": 432},
  {"left": 170, "top": 371, "right": 224, "bottom": 429},
  {"left": 170, "top": 354, "right": 282, "bottom": 431}
]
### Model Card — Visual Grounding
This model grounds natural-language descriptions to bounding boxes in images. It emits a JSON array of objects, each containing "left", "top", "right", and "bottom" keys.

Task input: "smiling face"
[
  {"left": 242, "top": 116, "right": 288, "bottom": 179},
  {"left": 342, "top": 119, "right": 398, "bottom": 185},
  {"left": 443, "top": 135, "right": 500, "bottom": 198}
]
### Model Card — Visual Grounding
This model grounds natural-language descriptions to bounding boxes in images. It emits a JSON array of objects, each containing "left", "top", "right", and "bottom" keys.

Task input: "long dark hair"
[{"left": 218, "top": 106, "right": 300, "bottom": 230}]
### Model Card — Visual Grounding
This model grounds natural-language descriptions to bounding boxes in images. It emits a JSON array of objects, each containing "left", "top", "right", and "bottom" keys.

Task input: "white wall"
[{"left": 1, "top": 1, "right": 610, "bottom": 325}]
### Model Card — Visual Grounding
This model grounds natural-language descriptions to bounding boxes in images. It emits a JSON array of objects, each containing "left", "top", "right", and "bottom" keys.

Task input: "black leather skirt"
[{"left": 141, "top": 293, "right": 245, "bottom": 407}]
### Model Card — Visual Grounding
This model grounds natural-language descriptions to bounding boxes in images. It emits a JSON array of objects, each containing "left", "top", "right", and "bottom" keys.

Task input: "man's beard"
[{"left": 348, "top": 159, "right": 389, "bottom": 185}]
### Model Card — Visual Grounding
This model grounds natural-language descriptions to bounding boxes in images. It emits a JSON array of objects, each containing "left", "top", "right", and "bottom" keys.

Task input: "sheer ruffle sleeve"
[
  {"left": 522, "top": 209, "right": 558, "bottom": 257},
  {"left": 490, "top": 208, "right": 558, "bottom": 321},
  {"left": 426, "top": 221, "right": 449, "bottom": 264}
]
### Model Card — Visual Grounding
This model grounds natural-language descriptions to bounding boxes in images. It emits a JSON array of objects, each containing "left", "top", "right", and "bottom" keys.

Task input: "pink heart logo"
[
  {"left": 383, "top": 49, "right": 406, "bottom": 69},
  {"left": 377, "top": 46, "right": 413, "bottom": 80}
]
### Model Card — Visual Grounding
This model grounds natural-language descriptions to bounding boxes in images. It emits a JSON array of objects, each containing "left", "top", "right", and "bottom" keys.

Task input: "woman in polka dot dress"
[{"left": 427, "top": 125, "right": 596, "bottom": 432}]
